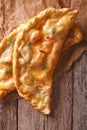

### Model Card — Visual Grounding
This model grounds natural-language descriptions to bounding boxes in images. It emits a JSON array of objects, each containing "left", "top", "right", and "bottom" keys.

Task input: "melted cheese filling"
[
  {"left": 0, "top": 39, "right": 14, "bottom": 92},
  {"left": 0, "top": 46, "right": 13, "bottom": 62},
  {"left": 18, "top": 9, "right": 76, "bottom": 98},
  {"left": 0, "top": 78, "right": 14, "bottom": 90},
  {"left": 18, "top": 19, "right": 58, "bottom": 89}
]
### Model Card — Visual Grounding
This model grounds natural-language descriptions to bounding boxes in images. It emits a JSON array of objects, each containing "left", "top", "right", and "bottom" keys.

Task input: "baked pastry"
[
  {"left": 0, "top": 23, "right": 83, "bottom": 98},
  {"left": 0, "top": 8, "right": 83, "bottom": 99},
  {"left": 0, "top": 24, "right": 25, "bottom": 97},
  {"left": 13, "top": 7, "right": 78, "bottom": 114}
]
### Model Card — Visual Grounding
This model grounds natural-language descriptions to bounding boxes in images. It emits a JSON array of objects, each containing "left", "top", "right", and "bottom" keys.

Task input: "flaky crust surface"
[
  {"left": 0, "top": 14, "right": 83, "bottom": 99},
  {"left": 13, "top": 7, "right": 78, "bottom": 114},
  {"left": 0, "top": 24, "right": 25, "bottom": 98}
]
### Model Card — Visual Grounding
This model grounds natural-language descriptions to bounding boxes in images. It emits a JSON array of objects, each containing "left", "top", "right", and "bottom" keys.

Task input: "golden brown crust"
[
  {"left": 0, "top": 25, "right": 24, "bottom": 98},
  {"left": 13, "top": 7, "right": 78, "bottom": 114},
  {"left": 0, "top": 7, "right": 83, "bottom": 101},
  {"left": 0, "top": 16, "right": 83, "bottom": 99}
]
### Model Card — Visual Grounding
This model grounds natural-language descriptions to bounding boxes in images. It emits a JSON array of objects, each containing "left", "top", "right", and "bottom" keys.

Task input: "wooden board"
[
  {"left": 0, "top": 0, "right": 87, "bottom": 130},
  {"left": 73, "top": 52, "right": 87, "bottom": 130},
  {"left": 0, "top": 101, "right": 18, "bottom": 130},
  {"left": 71, "top": 1, "right": 87, "bottom": 130}
]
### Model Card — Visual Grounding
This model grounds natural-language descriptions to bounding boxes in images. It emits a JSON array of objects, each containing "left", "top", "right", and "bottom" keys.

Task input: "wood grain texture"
[
  {"left": 71, "top": 1, "right": 87, "bottom": 130},
  {"left": 0, "top": 101, "right": 18, "bottom": 130},
  {"left": 18, "top": 99, "right": 45, "bottom": 130},
  {"left": 73, "top": 52, "right": 87, "bottom": 130}
]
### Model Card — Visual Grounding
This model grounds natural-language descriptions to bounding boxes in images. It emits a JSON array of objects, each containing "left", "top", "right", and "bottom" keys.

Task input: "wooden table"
[{"left": 0, "top": 0, "right": 87, "bottom": 130}]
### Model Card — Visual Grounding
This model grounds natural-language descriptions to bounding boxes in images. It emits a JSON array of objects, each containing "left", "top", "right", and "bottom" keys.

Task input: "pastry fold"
[
  {"left": 13, "top": 8, "right": 78, "bottom": 114},
  {"left": 0, "top": 8, "right": 83, "bottom": 114}
]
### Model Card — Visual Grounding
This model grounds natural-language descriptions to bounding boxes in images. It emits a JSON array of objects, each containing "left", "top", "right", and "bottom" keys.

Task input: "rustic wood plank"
[
  {"left": 71, "top": 1, "right": 87, "bottom": 130},
  {"left": 0, "top": 100, "right": 18, "bottom": 130},
  {"left": 18, "top": 99, "right": 45, "bottom": 130},
  {"left": 73, "top": 52, "right": 87, "bottom": 130}
]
